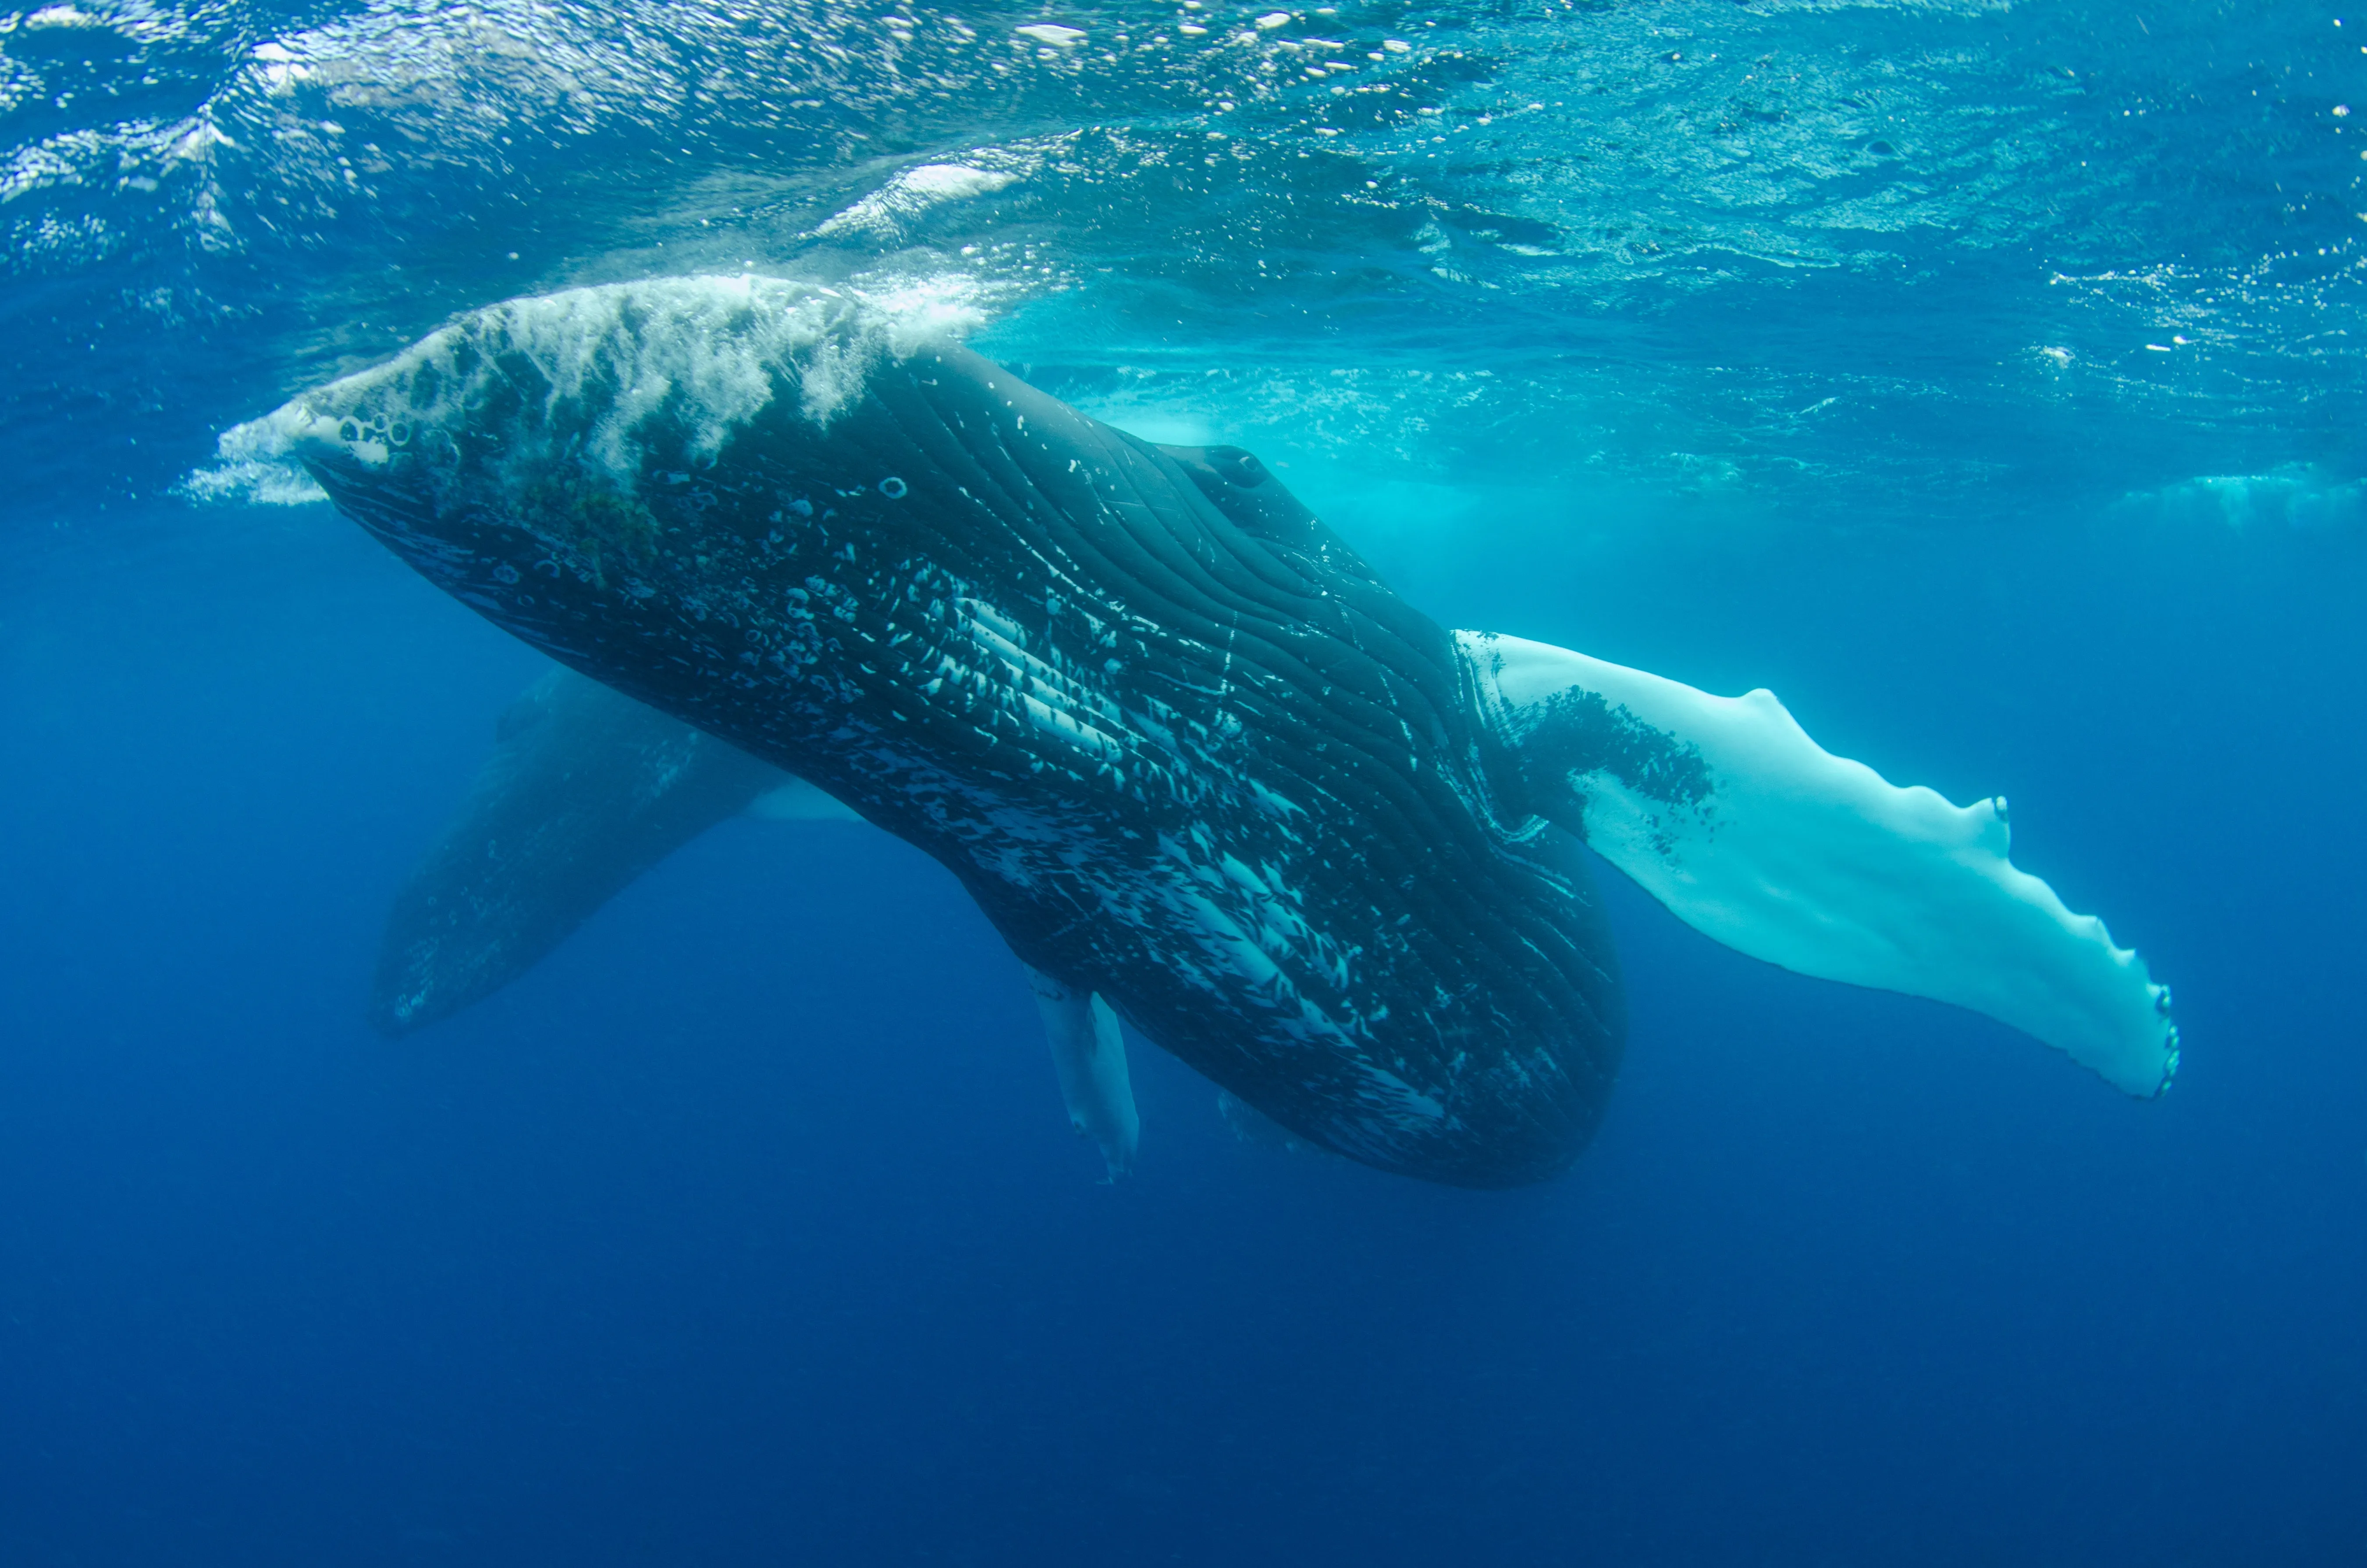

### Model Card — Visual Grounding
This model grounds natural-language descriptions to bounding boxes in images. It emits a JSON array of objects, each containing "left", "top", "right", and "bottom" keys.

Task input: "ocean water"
[{"left": 3, "top": 0, "right": 2364, "bottom": 1562}]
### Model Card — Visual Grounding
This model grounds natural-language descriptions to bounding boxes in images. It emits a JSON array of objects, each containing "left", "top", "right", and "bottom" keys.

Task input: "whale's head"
[{"left": 255, "top": 277, "right": 959, "bottom": 608}]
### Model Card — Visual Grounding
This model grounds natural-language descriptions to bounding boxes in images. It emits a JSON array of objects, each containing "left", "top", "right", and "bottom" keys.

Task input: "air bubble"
[
  {"left": 879, "top": 476, "right": 909, "bottom": 499},
  {"left": 389, "top": 421, "right": 410, "bottom": 444}
]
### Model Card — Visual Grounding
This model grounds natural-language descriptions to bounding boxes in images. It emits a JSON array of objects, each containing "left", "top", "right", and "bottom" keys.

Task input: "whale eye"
[
  {"left": 1204, "top": 445, "right": 1268, "bottom": 487},
  {"left": 338, "top": 420, "right": 360, "bottom": 443},
  {"left": 879, "top": 476, "right": 909, "bottom": 499}
]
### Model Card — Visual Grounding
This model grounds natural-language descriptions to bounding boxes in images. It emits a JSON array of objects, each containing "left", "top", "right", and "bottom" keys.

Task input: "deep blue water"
[{"left": 5, "top": 0, "right": 2367, "bottom": 1562}]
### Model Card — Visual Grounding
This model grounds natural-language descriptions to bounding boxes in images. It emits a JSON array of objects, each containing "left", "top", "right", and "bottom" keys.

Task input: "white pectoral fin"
[
  {"left": 1024, "top": 966, "right": 1140, "bottom": 1180},
  {"left": 1461, "top": 631, "right": 2178, "bottom": 1096}
]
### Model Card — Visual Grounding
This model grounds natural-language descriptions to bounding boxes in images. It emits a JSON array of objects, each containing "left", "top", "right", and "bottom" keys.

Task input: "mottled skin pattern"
[{"left": 301, "top": 332, "right": 1623, "bottom": 1186}]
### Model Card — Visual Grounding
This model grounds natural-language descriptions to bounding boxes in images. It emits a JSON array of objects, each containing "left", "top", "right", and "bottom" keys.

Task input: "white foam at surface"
[
  {"left": 1462, "top": 631, "right": 2179, "bottom": 1097},
  {"left": 2116, "top": 464, "right": 2367, "bottom": 532},
  {"left": 815, "top": 163, "right": 1020, "bottom": 240},
  {"left": 189, "top": 273, "right": 989, "bottom": 504},
  {"left": 180, "top": 412, "right": 330, "bottom": 505},
  {"left": 902, "top": 164, "right": 1016, "bottom": 203}
]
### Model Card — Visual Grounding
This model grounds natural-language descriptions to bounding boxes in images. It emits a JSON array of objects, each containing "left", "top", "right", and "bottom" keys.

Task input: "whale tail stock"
[{"left": 1460, "top": 631, "right": 2179, "bottom": 1097}]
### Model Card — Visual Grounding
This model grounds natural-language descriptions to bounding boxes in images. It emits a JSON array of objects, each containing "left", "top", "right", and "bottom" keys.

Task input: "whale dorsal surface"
[{"left": 281, "top": 276, "right": 1625, "bottom": 1188}]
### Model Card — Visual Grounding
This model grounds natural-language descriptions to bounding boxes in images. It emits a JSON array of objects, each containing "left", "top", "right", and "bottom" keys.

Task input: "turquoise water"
[{"left": 3, "top": 2, "right": 2364, "bottom": 1562}]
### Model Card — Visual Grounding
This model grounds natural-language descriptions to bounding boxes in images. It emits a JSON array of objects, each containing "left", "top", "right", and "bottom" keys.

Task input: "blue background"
[{"left": 5, "top": 0, "right": 2366, "bottom": 1561}]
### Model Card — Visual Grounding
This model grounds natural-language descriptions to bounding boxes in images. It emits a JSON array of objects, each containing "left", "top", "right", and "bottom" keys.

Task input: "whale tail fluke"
[{"left": 1460, "top": 631, "right": 2179, "bottom": 1097}]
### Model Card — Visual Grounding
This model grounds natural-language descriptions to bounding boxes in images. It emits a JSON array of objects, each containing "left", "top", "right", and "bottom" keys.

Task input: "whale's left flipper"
[
  {"left": 1461, "top": 631, "right": 2178, "bottom": 1096},
  {"left": 382, "top": 665, "right": 1133, "bottom": 1176},
  {"left": 1024, "top": 967, "right": 1141, "bottom": 1180},
  {"left": 373, "top": 668, "right": 797, "bottom": 1035}
]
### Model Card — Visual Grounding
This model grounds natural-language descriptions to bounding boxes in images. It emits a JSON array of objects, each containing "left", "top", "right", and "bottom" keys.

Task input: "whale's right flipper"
[
  {"left": 1024, "top": 967, "right": 1141, "bottom": 1180},
  {"left": 372, "top": 668, "right": 800, "bottom": 1035},
  {"left": 1461, "top": 631, "right": 2179, "bottom": 1096}
]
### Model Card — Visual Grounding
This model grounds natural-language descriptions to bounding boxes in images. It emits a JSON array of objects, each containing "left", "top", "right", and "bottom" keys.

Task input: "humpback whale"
[{"left": 241, "top": 274, "right": 2176, "bottom": 1186}]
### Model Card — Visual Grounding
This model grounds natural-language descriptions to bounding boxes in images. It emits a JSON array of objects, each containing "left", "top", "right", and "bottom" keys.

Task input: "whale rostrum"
[{"left": 245, "top": 274, "right": 2174, "bottom": 1187}]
